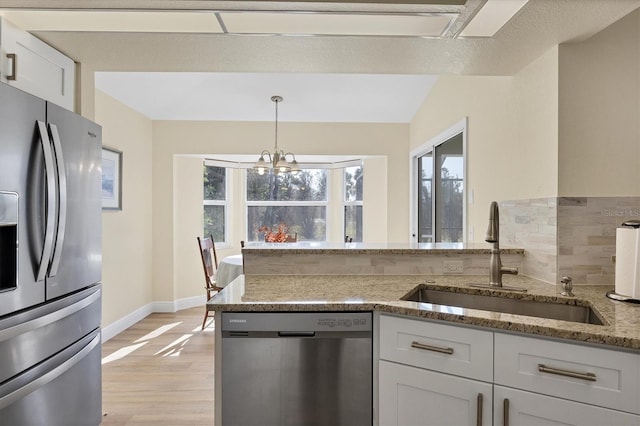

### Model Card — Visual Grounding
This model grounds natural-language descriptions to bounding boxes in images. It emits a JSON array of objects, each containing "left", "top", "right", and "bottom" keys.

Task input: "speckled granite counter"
[
  {"left": 241, "top": 241, "right": 524, "bottom": 255},
  {"left": 208, "top": 274, "right": 640, "bottom": 350}
]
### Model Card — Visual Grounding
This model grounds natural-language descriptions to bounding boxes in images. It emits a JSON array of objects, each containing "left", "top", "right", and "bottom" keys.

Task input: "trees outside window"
[
  {"left": 344, "top": 165, "right": 363, "bottom": 242},
  {"left": 246, "top": 169, "right": 328, "bottom": 242},
  {"left": 203, "top": 165, "right": 227, "bottom": 242}
]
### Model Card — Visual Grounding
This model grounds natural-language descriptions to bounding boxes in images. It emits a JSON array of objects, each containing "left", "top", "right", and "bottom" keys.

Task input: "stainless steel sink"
[{"left": 401, "top": 287, "right": 605, "bottom": 325}]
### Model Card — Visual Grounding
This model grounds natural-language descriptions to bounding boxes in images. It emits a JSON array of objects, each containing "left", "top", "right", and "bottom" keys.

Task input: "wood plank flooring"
[{"left": 101, "top": 307, "right": 215, "bottom": 426}]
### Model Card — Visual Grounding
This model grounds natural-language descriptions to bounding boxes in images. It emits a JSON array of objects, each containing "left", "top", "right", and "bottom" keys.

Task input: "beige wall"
[
  {"left": 174, "top": 156, "right": 205, "bottom": 301},
  {"left": 559, "top": 9, "right": 640, "bottom": 197},
  {"left": 152, "top": 120, "right": 408, "bottom": 303},
  {"left": 95, "top": 90, "right": 153, "bottom": 328},
  {"left": 409, "top": 47, "right": 559, "bottom": 242}
]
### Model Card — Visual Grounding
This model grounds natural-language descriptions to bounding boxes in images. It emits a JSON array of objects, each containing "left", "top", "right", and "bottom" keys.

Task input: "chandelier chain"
[{"left": 274, "top": 96, "right": 279, "bottom": 151}]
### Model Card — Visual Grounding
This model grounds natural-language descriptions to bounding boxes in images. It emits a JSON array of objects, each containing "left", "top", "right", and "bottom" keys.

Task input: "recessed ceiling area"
[{"left": 94, "top": 72, "right": 438, "bottom": 122}]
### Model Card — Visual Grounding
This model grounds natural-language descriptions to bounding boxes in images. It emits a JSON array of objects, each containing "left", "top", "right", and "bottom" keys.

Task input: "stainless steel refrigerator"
[{"left": 0, "top": 82, "right": 103, "bottom": 425}]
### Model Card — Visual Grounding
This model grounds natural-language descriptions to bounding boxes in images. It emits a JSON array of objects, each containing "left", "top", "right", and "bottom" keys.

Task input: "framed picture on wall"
[{"left": 102, "top": 147, "right": 122, "bottom": 210}]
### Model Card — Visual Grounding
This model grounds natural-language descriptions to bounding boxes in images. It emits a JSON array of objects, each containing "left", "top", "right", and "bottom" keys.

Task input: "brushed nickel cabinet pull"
[
  {"left": 538, "top": 364, "right": 597, "bottom": 382},
  {"left": 410, "top": 341, "right": 454, "bottom": 355},
  {"left": 503, "top": 398, "right": 509, "bottom": 426},
  {"left": 476, "top": 393, "right": 483, "bottom": 426},
  {"left": 6, "top": 53, "right": 16, "bottom": 80}
]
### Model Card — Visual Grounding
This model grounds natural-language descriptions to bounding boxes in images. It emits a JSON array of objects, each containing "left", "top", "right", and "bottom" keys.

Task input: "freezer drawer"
[
  {"left": 0, "top": 329, "right": 102, "bottom": 426},
  {"left": 0, "top": 284, "right": 101, "bottom": 384}
]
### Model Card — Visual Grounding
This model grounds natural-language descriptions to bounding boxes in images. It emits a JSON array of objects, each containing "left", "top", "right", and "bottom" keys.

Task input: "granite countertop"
[
  {"left": 208, "top": 274, "right": 640, "bottom": 350},
  {"left": 241, "top": 241, "right": 524, "bottom": 255}
]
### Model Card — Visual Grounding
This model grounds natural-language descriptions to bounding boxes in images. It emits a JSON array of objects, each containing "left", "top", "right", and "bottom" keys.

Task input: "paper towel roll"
[{"left": 615, "top": 227, "right": 640, "bottom": 299}]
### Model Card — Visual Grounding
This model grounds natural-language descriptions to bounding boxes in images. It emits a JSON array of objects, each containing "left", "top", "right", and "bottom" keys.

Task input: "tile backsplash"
[
  {"left": 500, "top": 198, "right": 557, "bottom": 284},
  {"left": 500, "top": 196, "right": 640, "bottom": 286}
]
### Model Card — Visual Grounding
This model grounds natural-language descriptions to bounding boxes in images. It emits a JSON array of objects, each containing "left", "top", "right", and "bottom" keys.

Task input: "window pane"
[
  {"left": 418, "top": 153, "right": 433, "bottom": 243},
  {"left": 204, "top": 166, "right": 226, "bottom": 200},
  {"left": 247, "top": 206, "right": 326, "bottom": 242},
  {"left": 247, "top": 169, "right": 327, "bottom": 202},
  {"left": 344, "top": 166, "right": 363, "bottom": 202},
  {"left": 434, "top": 133, "right": 463, "bottom": 243},
  {"left": 204, "top": 205, "right": 225, "bottom": 243},
  {"left": 344, "top": 205, "right": 363, "bottom": 242}
]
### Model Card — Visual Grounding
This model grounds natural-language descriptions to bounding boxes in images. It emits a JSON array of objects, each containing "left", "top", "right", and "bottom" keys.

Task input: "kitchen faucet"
[{"left": 471, "top": 201, "right": 524, "bottom": 291}]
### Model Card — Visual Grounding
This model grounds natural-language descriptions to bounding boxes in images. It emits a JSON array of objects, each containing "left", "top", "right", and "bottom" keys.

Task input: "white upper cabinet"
[{"left": 0, "top": 18, "right": 75, "bottom": 110}]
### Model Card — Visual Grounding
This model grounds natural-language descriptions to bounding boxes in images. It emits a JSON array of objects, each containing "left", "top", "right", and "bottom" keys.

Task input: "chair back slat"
[
  {"left": 197, "top": 235, "right": 219, "bottom": 290},
  {"left": 196, "top": 234, "right": 220, "bottom": 330}
]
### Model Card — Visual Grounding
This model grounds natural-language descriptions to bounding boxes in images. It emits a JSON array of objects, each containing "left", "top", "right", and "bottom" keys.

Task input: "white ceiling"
[
  {"left": 1, "top": 0, "right": 639, "bottom": 123},
  {"left": 94, "top": 72, "right": 438, "bottom": 122}
]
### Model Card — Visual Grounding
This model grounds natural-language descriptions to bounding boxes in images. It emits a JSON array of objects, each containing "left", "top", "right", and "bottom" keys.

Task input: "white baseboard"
[
  {"left": 176, "top": 295, "right": 207, "bottom": 310},
  {"left": 151, "top": 301, "right": 178, "bottom": 313},
  {"left": 102, "top": 303, "right": 153, "bottom": 342},
  {"left": 102, "top": 295, "right": 208, "bottom": 342}
]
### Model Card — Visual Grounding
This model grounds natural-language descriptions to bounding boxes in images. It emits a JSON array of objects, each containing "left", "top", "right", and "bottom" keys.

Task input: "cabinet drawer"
[
  {"left": 495, "top": 333, "right": 640, "bottom": 414},
  {"left": 379, "top": 315, "right": 493, "bottom": 381}
]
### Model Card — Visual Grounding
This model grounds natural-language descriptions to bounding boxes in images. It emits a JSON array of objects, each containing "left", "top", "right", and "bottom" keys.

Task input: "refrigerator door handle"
[
  {"left": 0, "top": 288, "right": 99, "bottom": 342},
  {"left": 36, "top": 121, "right": 57, "bottom": 282},
  {"left": 47, "top": 123, "right": 66, "bottom": 277},
  {"left": 0, "top": 333, "right": 100, "bottom": 411}
]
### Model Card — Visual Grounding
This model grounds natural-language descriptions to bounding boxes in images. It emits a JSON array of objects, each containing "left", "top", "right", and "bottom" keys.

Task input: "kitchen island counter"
[
  {"left": 208, "top": 274, "right": 640, "bottom": 350},
  {"left": 241, "top": 241, "right": 524, "bottom": 255},
  {"left": 241, "top": 242, "right": 525, "bottom": 276}
]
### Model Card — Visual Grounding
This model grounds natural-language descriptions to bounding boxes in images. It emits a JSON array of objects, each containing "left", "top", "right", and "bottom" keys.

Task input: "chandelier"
[{"left": 253, "top": 95, "right": 300, "bottom": 175}]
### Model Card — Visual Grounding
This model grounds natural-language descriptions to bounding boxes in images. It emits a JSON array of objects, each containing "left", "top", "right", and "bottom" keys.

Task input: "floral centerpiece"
[{"left": 258, "top": 223, "right": 290, "bottom": 243}]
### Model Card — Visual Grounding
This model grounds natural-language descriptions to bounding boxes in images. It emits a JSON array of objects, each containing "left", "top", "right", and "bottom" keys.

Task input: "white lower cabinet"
[
  {"left": 379, "top": 360, "right": 492, "bottom": 426},
  {"left": 377, "top": 314, "right": 640, "bottom": 426},
  {"left": 494, "top": 385, "right": 640, "bottom": 426}
]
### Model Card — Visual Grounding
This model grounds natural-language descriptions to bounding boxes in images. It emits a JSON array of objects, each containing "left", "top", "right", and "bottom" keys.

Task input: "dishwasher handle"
[{"left": 278, "top": 331, "right": 316, "bottom": 337}]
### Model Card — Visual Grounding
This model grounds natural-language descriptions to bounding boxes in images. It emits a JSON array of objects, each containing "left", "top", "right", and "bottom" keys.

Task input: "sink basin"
[{"left": 401, "top": 287, "right": 605, "bottom": 325}]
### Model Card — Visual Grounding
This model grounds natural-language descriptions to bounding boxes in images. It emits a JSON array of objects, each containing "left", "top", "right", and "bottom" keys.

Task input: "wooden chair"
[{"left": 197, "top": 235, "right": 222, "bottom": 330}]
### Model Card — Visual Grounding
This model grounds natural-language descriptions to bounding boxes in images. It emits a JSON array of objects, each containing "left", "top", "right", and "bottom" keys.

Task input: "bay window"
[{"left": 246, "top": 169, "right": 328, "bottom": 242}]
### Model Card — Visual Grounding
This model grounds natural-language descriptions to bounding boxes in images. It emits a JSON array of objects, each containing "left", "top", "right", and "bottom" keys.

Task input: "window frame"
[
  {"left": 203, "top": 161, "right": 231, "bottom": 248},
  {"left": 409, "top": 118, "right": 467, "bottom": 243},
  {"left": 244, "top": 169, "right": 331, "bottom": 242},
  {"left": 343, "top": 165, "right": 364, "bottom": 242}
]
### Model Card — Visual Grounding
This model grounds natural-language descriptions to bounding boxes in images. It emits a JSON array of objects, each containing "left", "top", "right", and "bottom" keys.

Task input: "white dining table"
[{"left": 215, "top": 254, "right": 244, "bottom": 288}]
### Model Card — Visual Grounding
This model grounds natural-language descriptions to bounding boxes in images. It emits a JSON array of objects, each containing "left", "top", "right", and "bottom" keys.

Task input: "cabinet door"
[
  {"left": 379, "top": 360, "right": 491, "bottom": 426},
  {"left": 494, "top": 385, "right": 640, "bottom": 426},
  {"left": 0, "top": 18, "right": 75, "bottom": 110}
]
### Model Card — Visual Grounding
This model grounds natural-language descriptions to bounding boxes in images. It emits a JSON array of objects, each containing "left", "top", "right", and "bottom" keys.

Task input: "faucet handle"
[
  {"left": 560, "top": 276, "right": 574, "bottom": 297},
  {"left": 501, "top": 266, "right": 518, "bottom": 276}
]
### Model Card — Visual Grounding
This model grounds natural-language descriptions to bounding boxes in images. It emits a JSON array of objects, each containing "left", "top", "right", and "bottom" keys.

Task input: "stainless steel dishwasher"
[{"left": 221, "top": 311, "right": 372, "bottom": 426}]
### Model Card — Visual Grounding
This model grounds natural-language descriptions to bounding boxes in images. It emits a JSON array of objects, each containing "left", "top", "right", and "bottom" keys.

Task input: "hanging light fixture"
[{"left": 253, "top": 95, "right": 300, "bottom": 175}]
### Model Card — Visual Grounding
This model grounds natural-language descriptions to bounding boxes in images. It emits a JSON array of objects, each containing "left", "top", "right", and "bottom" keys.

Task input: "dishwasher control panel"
[
  {"left": 316, "top": 317, "right": 368, "bottom": 329},
  {"left": 222, "top": 312, "right": 372, "bottom": 332}
]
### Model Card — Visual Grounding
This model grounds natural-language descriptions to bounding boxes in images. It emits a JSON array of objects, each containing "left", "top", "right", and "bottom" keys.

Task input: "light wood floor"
[{"left": 101, "top": 307, "right": 215, "bottom": 426}]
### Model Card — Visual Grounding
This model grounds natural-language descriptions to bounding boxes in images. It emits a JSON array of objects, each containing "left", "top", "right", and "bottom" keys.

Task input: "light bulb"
[{"left": 258, "top": 167, "right": 265, "bottom": 176}]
